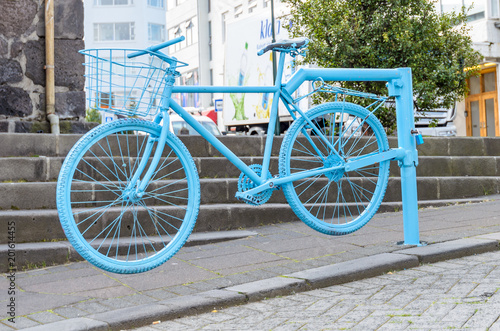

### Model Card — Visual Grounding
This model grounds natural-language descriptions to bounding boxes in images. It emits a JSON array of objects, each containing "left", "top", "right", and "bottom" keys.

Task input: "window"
[
  {"left": 94, "top": 0, "right": 132, "bottom": 5},
  {"left": 94, "top": 22, "right": 135, "bottom": 41},
  {"left": 208, "top": 21, "right": 212, "bottom": 61},
  {"left": 148, "top": 0, "right": 164, "bottom": 8},
  {"left": 98, "top": 92, "right": 112, "bottom": 109},
  {"left": 438, "top": 0, "right": 485, "bottom": 21},
  {"left": 465, "top": 0, "right": 486, "bottom": 20},
  {"left": 263, "top": 0, "right": 270, "bottom": 8},
  {"left": 148, "top": 23, "right": 165, "bottom": 42},
  {"left": 185, "top": 20, "right": 195, "bottom": 46},
  {"left": 168, "top": 0, "right": 186, "bottom": 8},
  {"left": 492, "top": 0, "right": 499, "bottom": 17},
  {"left": 209, "top": 69, "right": 214, "bottom": 103},
  {"left": 169, "top": 26, "right": 183, "bottom": 51},
  {"left": 234, "top": 5, "right": 243, "bottom": 18},
  {"left": 174, "top": 26, "right": 182, "bottom": 39},
  {"left": 168, "top": 18, "right": 196, "bottom": 52},
  {"left": 167, "top": 0, "right": 176, "bottom": 9},
  {"left": 221, "top": 12, "right": 228, "bottom": 43},
  {"left": 177, "top": 69, "right": 200, "bottom": 107},
  {"left": 249, "top": 0, "right": 257, "bottom": 12}
]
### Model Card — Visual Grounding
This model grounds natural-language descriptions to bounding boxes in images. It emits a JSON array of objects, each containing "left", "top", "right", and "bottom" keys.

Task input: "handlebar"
[{"left": 127, "top": 36, "right": 186, "bottom": 59}]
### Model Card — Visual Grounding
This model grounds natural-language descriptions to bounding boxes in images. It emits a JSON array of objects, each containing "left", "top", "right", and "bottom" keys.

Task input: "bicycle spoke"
[
  {"left": 142, "top": 192, "right": 189, "bottom": 208},
  {"left": 58, "top": 119, "right": 199, "bottom": 272},
  {"left": 139, "top": 202, "right": 173, "bottom": 246},
  {"left": 88, "top": 202, "right": 131, "bottom": 244},
  {"left": 280, "top": 102, "right": 389, "bottom": 234}
]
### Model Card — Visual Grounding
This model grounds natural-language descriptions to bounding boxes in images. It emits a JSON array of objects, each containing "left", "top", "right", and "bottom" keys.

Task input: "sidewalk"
[{"left": 2, "top": 195, "right": 500, "bottom": 330}]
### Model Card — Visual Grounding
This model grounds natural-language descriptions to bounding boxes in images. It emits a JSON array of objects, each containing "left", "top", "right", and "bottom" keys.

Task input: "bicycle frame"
[{"left": 147, "top": 47, "right": 420, "bottom": 246}]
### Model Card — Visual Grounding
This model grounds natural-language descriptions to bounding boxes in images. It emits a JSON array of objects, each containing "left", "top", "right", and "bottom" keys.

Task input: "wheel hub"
[
  {"left": 323, "top": 154, "right": 345, "bottom": 182},
  {"left": 122, "top": 187, "right": 143, "bottom": 203}
]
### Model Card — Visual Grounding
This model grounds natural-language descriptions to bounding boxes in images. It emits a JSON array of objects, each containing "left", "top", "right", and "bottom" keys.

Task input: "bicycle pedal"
[
  {"left": 235, "top": 193, "right": 258, "bottom": 205},
  {"left": 235, "top": 192, "right": 270, "bottom": 206}
]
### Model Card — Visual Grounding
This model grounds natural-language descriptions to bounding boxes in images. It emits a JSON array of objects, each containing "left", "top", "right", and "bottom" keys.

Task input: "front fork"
[
  {"left": 123, "top": 67, "right": 178, "bottom": 201},
  {"left": 122, "top": 111, "right": 170, "bottom": 202}
]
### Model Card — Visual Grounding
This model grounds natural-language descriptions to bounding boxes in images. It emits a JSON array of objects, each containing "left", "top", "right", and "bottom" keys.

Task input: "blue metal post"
[{"left": 390, "top": 68, "right": 421, "bottom": 246}]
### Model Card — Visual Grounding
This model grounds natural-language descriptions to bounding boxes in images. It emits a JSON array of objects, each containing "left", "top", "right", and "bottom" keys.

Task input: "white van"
[{"left": 169, "top": 114, "right": 222, "bottom": 136}]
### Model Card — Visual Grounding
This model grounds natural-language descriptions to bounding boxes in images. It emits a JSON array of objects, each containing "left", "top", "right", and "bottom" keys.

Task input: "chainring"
[{"left": 237, "top": 164, "right": 273, "bottom": 206}]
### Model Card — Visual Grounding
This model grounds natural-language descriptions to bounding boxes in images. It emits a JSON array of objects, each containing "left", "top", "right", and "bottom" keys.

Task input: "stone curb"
[
  {"left": 225, "top": 276, "right": 309, "bottom": 302},
  {"left": 284, "top": 253, "right": 420, "bottom": 289},
  {"left": 395, "top": 237, "right": 499, "bottom": 264},
  {"left": 22, "top": 233, "right": 500, "bottom": 331}
]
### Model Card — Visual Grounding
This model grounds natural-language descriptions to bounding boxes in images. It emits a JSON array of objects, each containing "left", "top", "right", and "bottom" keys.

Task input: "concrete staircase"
[{"left": 1, "top": 133, "right": 499, "bottom": 271}]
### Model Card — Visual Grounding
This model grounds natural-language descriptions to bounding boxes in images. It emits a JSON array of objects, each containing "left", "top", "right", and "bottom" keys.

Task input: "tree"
[
  {"left": 283, "top": 0, "right": 482, "bottom": 132},
  {"left": 85, "top": 107, "right": 101, "bottom": 123}
]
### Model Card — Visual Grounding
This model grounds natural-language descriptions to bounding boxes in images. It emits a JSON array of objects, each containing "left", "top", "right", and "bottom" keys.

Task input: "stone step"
[
  {"left": 0, "top": 197, "right": 489, "bottom": 245},
  {"left": 2, "top": 176, "right": 500, "bottom": 211},
  {"left": 1, "top": 133, "right": 500, "bottom": 158},
  {"left": 0, "top": 133, "right": 268, "bottom": 158},
  {"left": 413, "top": 156, "right": 500, "bottom": 177},
  {"left": 0, "top": 156, "right": 282, "bottom": 183},
  {"left": 0, "top": 197, "right": 492, "bottom": 272},
  {"left": 2, "top": 155, "right": 500, "bottom": 183}
]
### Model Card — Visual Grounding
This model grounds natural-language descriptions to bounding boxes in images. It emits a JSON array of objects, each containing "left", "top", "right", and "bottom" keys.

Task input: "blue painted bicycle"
[{"left": 57, "top": 36, "right": 421, "bottom": 274}]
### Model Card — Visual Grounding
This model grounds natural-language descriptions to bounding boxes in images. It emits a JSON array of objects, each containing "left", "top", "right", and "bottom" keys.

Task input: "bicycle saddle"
[{"left": 257, "top": 37, "right": 309, "bottom": 56}]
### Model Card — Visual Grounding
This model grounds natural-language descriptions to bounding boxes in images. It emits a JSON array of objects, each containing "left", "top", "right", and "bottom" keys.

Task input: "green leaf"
[{"left": 282, "top": 0, "right": 482, "bottom": 130}]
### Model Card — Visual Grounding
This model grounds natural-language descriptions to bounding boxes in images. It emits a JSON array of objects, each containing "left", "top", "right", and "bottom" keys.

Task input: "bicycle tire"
[
  {"left": 57, "top": 119, "right": 200, "bottom": 273},
  {"left": 279, "top": 102, "right": 390, "bottom": 235}
]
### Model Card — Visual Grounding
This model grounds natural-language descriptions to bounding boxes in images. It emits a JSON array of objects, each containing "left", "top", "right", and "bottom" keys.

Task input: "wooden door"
[{"left": 466, "top": 68, "right": 498, "bottom": 137}]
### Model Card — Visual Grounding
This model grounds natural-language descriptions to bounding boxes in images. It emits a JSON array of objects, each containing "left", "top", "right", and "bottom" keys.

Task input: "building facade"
[
  {"left": 84, "top": 0, "right": 168, "bottom": 121},
  {"left": 166, "top": 0, "right": 287, "bottom": 109},
  {"left": 438, "top": 0, "right": 500, "bottom": 136},
  {"left": 84, "top": 0, "right": 167, "bottom": 50},
  {"left": 83, "top": 0, "right": 499, "bottom": 137}
]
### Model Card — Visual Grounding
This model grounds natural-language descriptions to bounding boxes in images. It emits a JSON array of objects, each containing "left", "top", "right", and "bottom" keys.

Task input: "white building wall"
[
  {"left": 166, "top": 0, "right": 199, "bottom": 67},
  {"left": 166, "top": 0, "right": 289, "bottom": 108},
  {"left": 84, "top": 0, "right": 167, "bottom": 50}
]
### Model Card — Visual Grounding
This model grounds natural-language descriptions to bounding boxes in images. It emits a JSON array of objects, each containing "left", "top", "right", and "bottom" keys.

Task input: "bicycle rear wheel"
[
  {"left": 57, "top": 119, "right": 200, "bottom": 273},
  {"left": 279, "top": 102, "right": 390, "bottom": 235}
]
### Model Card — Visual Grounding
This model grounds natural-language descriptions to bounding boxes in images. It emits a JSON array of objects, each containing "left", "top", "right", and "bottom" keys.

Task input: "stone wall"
[{"left": 0, "top": 0, "right": 94, "bottom": 133}]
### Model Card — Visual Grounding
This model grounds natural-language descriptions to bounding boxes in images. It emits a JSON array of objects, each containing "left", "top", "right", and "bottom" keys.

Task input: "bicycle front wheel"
[
  {"left": 57, "top": 119, "right": 200, "bottom": 273},
  {"left": 279, "top": 102, "right": 390, "bottom": 235}
]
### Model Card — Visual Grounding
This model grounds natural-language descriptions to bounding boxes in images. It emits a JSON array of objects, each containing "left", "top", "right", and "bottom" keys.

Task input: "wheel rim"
[
  {"left": 280, "top": 102, "right": 389, "bottom": 233},
  {"left": 60, "top": 122, "right": 197, "bottom": 268}
]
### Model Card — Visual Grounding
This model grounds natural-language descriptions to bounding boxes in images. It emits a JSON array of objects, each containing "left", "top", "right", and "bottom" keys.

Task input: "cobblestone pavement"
[{"left": 132, "top": 250, "right": 500, "bottom": 330}]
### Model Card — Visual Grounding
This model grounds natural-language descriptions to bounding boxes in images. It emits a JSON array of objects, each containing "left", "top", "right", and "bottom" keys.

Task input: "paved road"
[{"left": 132, "top": 250, "right": 500, "bottom": 330}]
